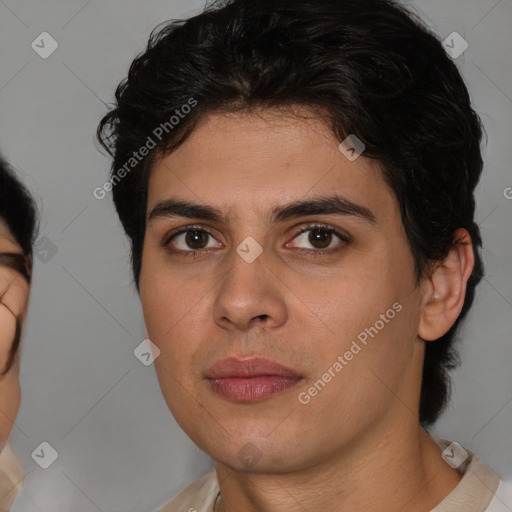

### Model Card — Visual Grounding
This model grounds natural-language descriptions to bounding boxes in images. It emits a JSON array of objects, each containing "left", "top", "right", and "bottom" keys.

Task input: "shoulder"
[
  {"left": 156, "top": 470, "right": 219, "bottom": 512},
  {"left": 485, "top": 477, "right": 512, "bottom": 512}
]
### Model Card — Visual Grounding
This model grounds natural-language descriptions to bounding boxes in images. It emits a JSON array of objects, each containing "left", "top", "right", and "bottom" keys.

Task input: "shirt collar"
[{"left": 430, "top": 435, "right": 499, "bottom": 512}]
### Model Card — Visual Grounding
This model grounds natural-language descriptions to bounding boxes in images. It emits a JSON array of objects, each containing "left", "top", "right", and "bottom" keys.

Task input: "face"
[
  {"left": 0, "top": 220, "right": 29, "bottom": 446},
  {"left": 140, "top": 110, "right": 428, "bottom": 473}
]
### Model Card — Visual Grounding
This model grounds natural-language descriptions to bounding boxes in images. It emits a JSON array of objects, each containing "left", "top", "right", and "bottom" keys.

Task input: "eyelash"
[{"left": 163, "top": 223, "right": 350, "bottom": 259}]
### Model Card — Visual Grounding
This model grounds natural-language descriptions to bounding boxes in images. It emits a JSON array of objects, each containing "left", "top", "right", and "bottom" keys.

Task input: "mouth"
[{"left": 205, "top": 357, "right": 304, "bottom": 402}]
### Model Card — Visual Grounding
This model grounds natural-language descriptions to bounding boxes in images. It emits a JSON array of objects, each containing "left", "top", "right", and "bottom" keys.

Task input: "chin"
[{"left": 204, "top": 432, "right": 305, "bottom": 473}]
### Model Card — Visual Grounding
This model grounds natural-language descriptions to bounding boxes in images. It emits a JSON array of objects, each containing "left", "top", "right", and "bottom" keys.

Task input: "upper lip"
[{"left": 205, "top": 357, "right": 302, "bottom": 379}]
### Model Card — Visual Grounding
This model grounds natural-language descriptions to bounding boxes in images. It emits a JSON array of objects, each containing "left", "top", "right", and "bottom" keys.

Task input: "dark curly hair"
[
  {"left": 97, "top": 0, "right": 485, "bottom": 425},
  {"left": 0, "top": 155, "right": 38, "bottom": 375}
]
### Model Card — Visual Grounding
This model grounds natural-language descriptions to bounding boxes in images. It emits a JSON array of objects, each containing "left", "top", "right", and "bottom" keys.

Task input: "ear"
[{"left": 418, "top": 228, "right": 475, "bottom": 342}]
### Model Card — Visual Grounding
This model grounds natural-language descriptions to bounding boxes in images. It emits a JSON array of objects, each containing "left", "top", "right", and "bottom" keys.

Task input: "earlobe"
[{"left": 418, "top": 229, "right": 475, "bottom": 342}]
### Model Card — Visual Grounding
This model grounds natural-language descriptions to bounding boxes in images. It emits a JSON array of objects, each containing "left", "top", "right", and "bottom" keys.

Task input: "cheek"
[
  {"left": 139, "top": 262, "right": 206, "bottom": 379},
  {"left": 140, "top": 250, "right": 175, "bottom": 332},
  {"left": 0, "top": 308, "right": 16, "bottom": 367},
  {"left": 296, "top": 302, "right": 419, "bottom": 435},
  {"left": 307, "top": 272, "right": 392, "bottom": 344},
  {"left": 141, "top": 267, "right": 202, "bottom": 334},
  {"left": 0, "top": 378, "right": 20, "bottom": 444},
  {"left": 305, "top": 271, "right": 418, "bottom": 391}
]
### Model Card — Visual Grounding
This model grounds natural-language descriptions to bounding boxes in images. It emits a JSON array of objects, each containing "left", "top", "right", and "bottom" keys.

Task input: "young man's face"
[{"left": 139, "top": 110, "right": 428, "bottom": 472}]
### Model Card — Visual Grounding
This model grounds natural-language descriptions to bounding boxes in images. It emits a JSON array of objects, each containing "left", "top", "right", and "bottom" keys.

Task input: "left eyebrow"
[
  {"left": 148, "top": 194, "right": 377, "bottom": 226},
  {"left": 0, "top": 253, "right": 31, "bottom": 283},
  {"left": 270, "top": 195, "right": 376, "bottom": 224}
]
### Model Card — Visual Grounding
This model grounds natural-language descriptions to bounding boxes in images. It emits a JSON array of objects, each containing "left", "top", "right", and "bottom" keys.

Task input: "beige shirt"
[
  {"left": 157, "top": 437, "right": 508, "bottom": 512},
  {"left": 0, "top": 443, "right": 24, "bottom": 512}
]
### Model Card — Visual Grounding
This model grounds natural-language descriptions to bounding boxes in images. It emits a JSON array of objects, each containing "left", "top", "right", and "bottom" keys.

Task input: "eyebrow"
[
  {"left": 0, "top": 253, "right": 31, "bottom": 283},
  {"left": 148, "top": 194, "right": 376, "bottom": 226}
]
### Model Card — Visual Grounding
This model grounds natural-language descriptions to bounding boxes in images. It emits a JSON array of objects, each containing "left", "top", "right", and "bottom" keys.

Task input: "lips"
[
  {"left": 205, "top": 357, "right": 303, "bottom": 402},
  {"left": 205, "top": 357, "right": 301, "bottom": 379}
]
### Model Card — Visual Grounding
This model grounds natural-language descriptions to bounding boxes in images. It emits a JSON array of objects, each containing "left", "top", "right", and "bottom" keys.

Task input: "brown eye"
[
  {"left": 290, "top": 225, "right": 348, "bottom": 252},
  {"left": 184, "top": 231, "right": 209, "bottom": 250},
  {"left": 308, "top": 229, "right": 333, "bottom": 249},
  {"left": 167, "top": 227, "right": 222, "bottom": 253}
]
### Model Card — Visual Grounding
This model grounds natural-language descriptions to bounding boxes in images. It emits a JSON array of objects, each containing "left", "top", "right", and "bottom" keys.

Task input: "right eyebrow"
[{"left": 0, "top": 253, "right": 31, "bottom": 283}]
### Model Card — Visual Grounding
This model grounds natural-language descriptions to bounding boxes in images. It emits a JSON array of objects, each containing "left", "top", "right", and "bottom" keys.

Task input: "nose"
[{"left": 212, "top": 248, "right": 288, "bottom": 332}]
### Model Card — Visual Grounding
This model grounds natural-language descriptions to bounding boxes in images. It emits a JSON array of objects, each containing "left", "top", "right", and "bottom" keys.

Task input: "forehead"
[{"left": 146, "top": 110, "right": 399, "bottom": 226}]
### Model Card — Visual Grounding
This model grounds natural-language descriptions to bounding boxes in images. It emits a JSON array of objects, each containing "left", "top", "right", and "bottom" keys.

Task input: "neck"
[{"left": 214, "top": 423, "right": 462, "bottom": 512}]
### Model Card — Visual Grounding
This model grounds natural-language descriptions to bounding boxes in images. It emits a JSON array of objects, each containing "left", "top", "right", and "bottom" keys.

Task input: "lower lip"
[{"left": 207, "top": 376, "right": 302, "bottom": 402}]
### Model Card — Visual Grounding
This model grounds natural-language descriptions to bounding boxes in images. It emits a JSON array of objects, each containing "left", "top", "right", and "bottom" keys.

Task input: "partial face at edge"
[
  {"left": 0, "top": 220, "right": 30, "bottom": 445},
  {"left": 139, "top": 110, "right": 427, "bottom": 473}
]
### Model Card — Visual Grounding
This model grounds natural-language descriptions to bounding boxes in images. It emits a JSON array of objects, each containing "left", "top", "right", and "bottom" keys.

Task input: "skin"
[
  {"left": 0, "top": 220, "right": 29, "bottom": 448},
  {"left": 140, "top": 109, "right": 474, "bottom": 512}
]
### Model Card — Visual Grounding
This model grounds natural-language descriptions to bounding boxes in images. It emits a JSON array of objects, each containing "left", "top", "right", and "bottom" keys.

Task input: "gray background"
[{"left": 0, "top": 0, "right": 510, "bottom": 510}]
